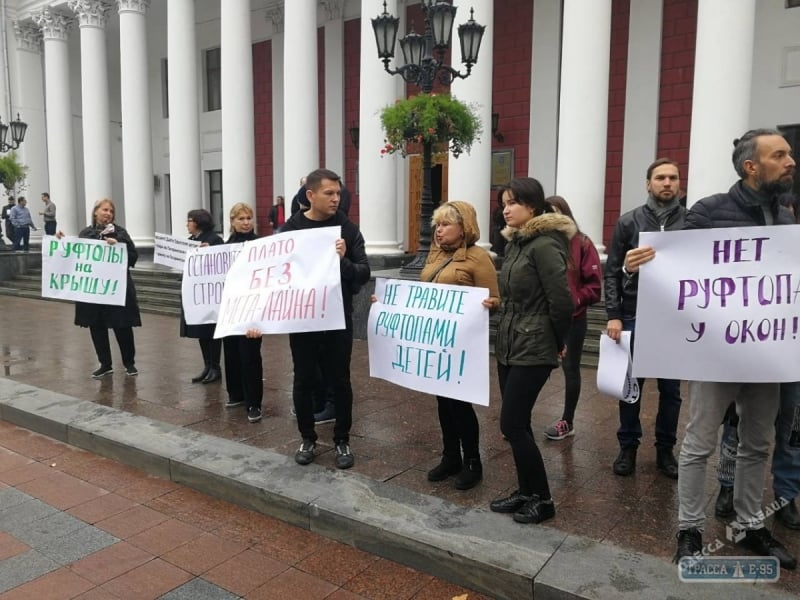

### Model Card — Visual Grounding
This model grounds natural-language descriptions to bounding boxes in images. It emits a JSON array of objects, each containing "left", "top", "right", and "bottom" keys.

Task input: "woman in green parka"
[{"left": 489, "top": 177, "right": 576, "bottom": 525}]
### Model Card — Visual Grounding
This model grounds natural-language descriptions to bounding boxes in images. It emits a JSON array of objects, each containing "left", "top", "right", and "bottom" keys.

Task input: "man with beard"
[
  {"left": 605, "top": 158, "right": 686, "bottom": 479},
  {"left": 674, "top": 129, "right": 797, "bottom": 570}
]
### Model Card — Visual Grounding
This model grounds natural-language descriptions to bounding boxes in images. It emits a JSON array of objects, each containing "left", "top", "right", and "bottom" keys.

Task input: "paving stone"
[
  {"left": 0, "top": 498, "right": 59, "bottom": 530},
  {"left": 5, "top": 510, "right": 87, "bottom": 547},
  {"left": 158, "top": 577, "right": 240, "bottom": 600},
  {"left": 0, "top": 549, "right": 59, "bottom": 594},
  {"left": 36, "top": 524, "right": 119, "bottom": 564}
]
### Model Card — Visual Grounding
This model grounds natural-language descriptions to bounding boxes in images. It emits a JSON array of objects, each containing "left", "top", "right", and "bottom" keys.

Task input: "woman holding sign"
[
  {"left": 489, "top": 178, "right": 575, "bottom": 525},
  {"left": 180, "top": 209, "right": 224, "bottom": 384},
  {"left": 73, "top": 198, "right": 141, "bottom": 378},
  {"left": 422, "top": 201, "right": 500, "bottom": 490}
]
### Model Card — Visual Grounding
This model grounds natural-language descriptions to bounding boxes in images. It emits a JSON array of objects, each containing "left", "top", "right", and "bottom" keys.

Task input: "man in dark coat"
[{"left": 1, "top": 196, "right": 15, "bottom": 246}]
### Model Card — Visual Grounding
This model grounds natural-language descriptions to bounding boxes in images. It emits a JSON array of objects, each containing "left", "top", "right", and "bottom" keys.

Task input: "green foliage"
[
  {"left": 0, "top": 151, "right": 28, "bottom": 192},
  {"left": 380, "top": 93, "right": 482, "bottom": 158}
]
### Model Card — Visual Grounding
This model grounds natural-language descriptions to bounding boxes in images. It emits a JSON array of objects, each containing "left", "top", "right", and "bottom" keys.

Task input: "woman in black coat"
[
  {"left": 180, "top": 209, "right": 224, "bottom": 383},
  {"left": 73, "top": 198, "right": 141, "bottom": 378}
]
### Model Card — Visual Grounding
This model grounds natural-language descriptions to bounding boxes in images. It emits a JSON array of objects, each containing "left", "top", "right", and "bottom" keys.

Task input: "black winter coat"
[
  {"left": 74, "top": 223, "right": 141, "bottom": 329},
  {"left": 180, "top": 229, "right": 225, "bottom": 339},
  {"left": 604, "top": 202, "right": 686, "bottom": 321},
  {"left": 684, "top": 181, "right": 795, "bottom": 230}
]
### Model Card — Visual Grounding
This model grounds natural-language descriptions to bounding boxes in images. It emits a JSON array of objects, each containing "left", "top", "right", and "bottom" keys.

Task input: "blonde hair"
[
  {"left": 431, "top": 203, "right": 463, "bottom": 228},
  {"left": 92, "top": 198, "right": 115, "bottom": 227},
  {"left": 229, "top": 202, "right": 254, "bottom": 225}
]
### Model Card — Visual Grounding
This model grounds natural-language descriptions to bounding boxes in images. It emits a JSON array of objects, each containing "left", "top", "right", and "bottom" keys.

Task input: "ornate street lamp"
[
  {"left": 372, "top": 1, "right": 484, "bottom": 274},
  {"left": 0, "top": 114, "right": 27, "bottom": 153}
]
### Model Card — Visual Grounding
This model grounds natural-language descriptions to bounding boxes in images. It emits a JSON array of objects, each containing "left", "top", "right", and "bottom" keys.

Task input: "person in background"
[
  {"left": 222, "top": 202, "right": 264, "bottom": 423},
  {"left": 9, "top": 196, "right": 36, "bottom": 252},
  {"left": 489, "top": 189, "right": 507, "bottom": 257},
  {"left": 180, "top": 209, "right": 224, "bottom": 384},
  {"left": 421, "top": 201, "right": 499, "bottom": 490},
  {"left": 489, "top": 177, "right": 574, "bottom": 525},
  {"left": 290, "top": 177, "right": 308, "bottom": 215},
  {"left": 1, "top": 195, "right": 15, "bottom": 246},
  {"left": 269, "top": 195, "right": 285, "bottom": 232},
  {"left": 543, "top": 196, "right": 602, "bottom": 441},
  {"left": 39, "top": 192, "right": 57, "bottom": 235}
]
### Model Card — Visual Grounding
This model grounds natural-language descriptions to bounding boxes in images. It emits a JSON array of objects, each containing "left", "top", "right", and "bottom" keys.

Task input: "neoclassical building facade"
[{"left": 2, "top": 0, "right": 799, "bottom": 250}]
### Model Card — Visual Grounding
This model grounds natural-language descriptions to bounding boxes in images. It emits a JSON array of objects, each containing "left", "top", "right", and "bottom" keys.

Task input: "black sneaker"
[
  {"left": 247, "top": 407, "right": 262, "bottom": 423},
  {"left": 612, "top": 447, "right": 637, "bottom": 476},
  {"left": 334, "top": 443, "right": 354, "bottom": 469},
  {"left": 125, "top": 365, "right": 138, "bottom": 377},
  {"left": 513, "top": 495, "right": 555, "bottom": 524},
  {"left": 225, "top": 399, "right": 244, "bottom": 408},
  {"left": 295, "top": 439, "right": 316, "bottom": 465},
  {"left": 91, "top": 366, "right": 113, "bottom": 379},
  {"left": 673, "top": 528, "right": 702, "bottom": 563},
  {"left": 490, "top": 490, "right": 532, "bottom": 514},
  {"left": 736, "top": 527, "right": 797, "bottom": 570},
  {"left": 314, "top": 402, "right": 336, "bottom": 425}
]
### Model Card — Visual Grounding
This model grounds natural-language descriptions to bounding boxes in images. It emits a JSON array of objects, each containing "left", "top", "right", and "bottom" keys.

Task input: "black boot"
[
  {"left": 192, "top": 365, "right": 210, "bottom": 383},
  {"left": 202, "top": 366, "right": 221, "bottom": 384},
  {"left": 613, "top": 447, "right": 637, "bottom": 476},
  {"left": 715, "top": 485, "right": 734, "bottom": 518},
  {"left": 427, "top": 455, "right": 462, "bottom": 482},
  {"left": 776, "top": 498, "right": 800, "bottom": 530},
  {"left": 673, "top": 528, "right": 702, "bottom": 563},
  {"left": 656, "top": 448, "right": 678, "bottom": 480},
  {"left": 454, "top": 458, "right": 482, "bottom": 490}
]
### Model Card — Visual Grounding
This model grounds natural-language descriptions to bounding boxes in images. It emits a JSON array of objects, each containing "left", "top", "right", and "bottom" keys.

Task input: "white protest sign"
[
  {"left": 634, "top": 225, "right": 800, "bottom": 382},
  {"left": 213, "top": 228, "right": 344, "bottom": 337},
  {"left": 367, "top": 278, "right": 490, "bottom": 406},
  {"left": 153, "top": 232, "right": 200, "bottom": 270},
  {"left": 596, "top": 332, "right": 640, "bottom": 403},
  {"left": 182, "top": 243, "right": 244, "bottom": 324},
  {"left": 41, "top": 235, "right": 128, "bottom": 306}
]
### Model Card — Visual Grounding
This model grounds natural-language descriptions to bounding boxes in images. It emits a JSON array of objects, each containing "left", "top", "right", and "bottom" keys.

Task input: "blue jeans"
[
  {"left": 617, "top": 318, "right": 682, "bottom": 449},
  {"left": 773, "top": 381, "right": 800, "bottom": 501},
  {"left": 13, "top": 225, "right": 29, "bottom": 251}
]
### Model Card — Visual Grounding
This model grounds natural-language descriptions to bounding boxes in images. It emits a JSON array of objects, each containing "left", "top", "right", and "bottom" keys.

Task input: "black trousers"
[
  {"left": 90, "top": 326, "right": 135, "bottom": 368},
  {"left": 436, "top": 396, "right": 480, "bottom": 461},
  {"left": 290, "top": 315, "right": 353, "bottom": 444},
  {"left": 198, "top": 337, "right": 222, "bottom": 369},
  {"left": 223, "top": 335, "right": 262, "bottom": 410},
  {"left": 498, "top": 363, "right": 553, "bottom": 499}
]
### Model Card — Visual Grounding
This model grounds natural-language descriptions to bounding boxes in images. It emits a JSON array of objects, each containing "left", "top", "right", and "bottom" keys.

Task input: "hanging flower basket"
[{"left": 379, "top": 93, "right": 482, "bottom": 158}]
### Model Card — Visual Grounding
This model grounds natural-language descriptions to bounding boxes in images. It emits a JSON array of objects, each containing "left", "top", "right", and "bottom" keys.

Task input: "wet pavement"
[{"left": 1, "top": 293, "right": 800, "bottom": 596}]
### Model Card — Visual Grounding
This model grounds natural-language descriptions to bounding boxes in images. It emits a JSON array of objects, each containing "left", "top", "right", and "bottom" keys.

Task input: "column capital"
[
  {"left": 67, "top": 0, "right": 112, "bottom": 28},
  {"left": 13, "top": 20, "right": 42, "bottom": 52},
  {"left": 266, "top": 6, "right": 284, "bottom": 34},
  {"left": 117, "top": 0, "right": 150, "bottom": 16},
  {"left": 32, "top": 8, "right": 75, "bottom": 41},
  {"left": 320, "top": 0, "right": 344, "bottom": 21}
]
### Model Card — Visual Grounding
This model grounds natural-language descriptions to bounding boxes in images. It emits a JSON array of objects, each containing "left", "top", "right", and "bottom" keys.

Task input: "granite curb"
[{"left": 0, "top": 378, "right": 792, "bottom": 600}]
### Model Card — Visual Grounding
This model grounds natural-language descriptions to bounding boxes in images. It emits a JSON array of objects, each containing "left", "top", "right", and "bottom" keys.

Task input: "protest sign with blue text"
[
  {"left": 182, "top": 243, "right": 244, "bottom": 325},
  {"left": 213, "top": 228, "right": 344, "bottom": 337},
  {"left": 41, "top": 235, "right": 128, "bottom": 306},
  {"left": 634, "top": 225, "right": 800, "bottom": 382},
  {"left": 368, "top": 278, "right": 490, "bottom": 406},
  {"left": 153, "top": 232, "right": 200, "bottom": 271}
]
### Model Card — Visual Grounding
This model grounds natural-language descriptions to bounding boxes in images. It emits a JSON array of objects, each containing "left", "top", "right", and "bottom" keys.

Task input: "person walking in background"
[
  {"left": 9, "top": 196, "right": 36, "bottom": 252},
  {"left": 290, "top": 177, "right": 308, "bottom": 215},
  {"left": 543, "top": 196, "right": 602, "bottom": 441},
  {"left": 269, "top": 195, "right": 286, "bottom": 233},
  {"left": 39, "top": 192, "right": 56, "bottom": 235},
  {"left": 489, "top": 177, "right": 574, "bottom": 525},
  {"left": 222, "top": 202, "right": 264, "bottom": 423},
  {"left": 421, "top": 201, "right": 500, "bottom": 490},
  {"left": 66, "top": 199, "right": 140, "bottom": 378},
  {"left": 2, "top": 195, "right": 15, "bottom": 246},
  {"left": 180, "top": 209, "right": 224, "bottom": 384}
]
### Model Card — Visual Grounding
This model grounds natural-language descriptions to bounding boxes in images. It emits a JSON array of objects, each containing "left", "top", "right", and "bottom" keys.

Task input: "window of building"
[
  {"left": 208, "top": 170, "right": 223, "bottom": 232},
  {"left": 161, "top": 58, "right": 169, "bottom": 118},
  {"left": 205, "top": 48, "right": 221, "bottom": 112}
]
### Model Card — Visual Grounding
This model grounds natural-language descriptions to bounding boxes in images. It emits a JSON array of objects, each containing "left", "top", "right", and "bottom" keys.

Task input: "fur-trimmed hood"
[{"left": 501, "top": 212, "right": 577, "bottom": 242}]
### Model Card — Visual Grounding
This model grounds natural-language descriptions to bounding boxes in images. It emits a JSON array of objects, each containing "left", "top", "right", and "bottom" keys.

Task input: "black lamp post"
[
  {"left": 372, "top": 0, "right": 484, "bottom": 274},
  {"left": 0, "top": 113, "right": 27, "bottom": 153}
]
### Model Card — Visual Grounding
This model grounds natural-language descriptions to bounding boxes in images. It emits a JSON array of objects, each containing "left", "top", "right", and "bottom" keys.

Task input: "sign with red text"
[
  {"left": 41, "top": 235, "right": 128, "bottom": 306},
  {"left": 367, "top": 278, "right": 491, "bottom": 406},
  {"left": 634, "top": 225, "right": 800, "bottom": 382},
  {"left": 213, "top": 228, "right": 344, "bottom": 337},
  {"left": 182, "top": 243, "right": 244, "bottom": 324}
]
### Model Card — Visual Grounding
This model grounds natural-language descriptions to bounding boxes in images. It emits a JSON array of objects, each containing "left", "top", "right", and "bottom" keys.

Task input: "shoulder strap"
[{"left": 425, "top": 257, "right": 454, "bottom": 282}]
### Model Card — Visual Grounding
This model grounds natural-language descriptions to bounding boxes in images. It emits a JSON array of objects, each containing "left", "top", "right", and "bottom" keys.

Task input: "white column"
[
  {"left": 68, "top": 1, "right": 113, "bottom": 225},
  {"left": 620, "top": 0, "right": 663, "bottom": 214},
  {"left": 167, "top": 0, "right": 201, "bottom": 234},
  {"left": 359, "top": 0, "right": 401, "bottom": 254},
  {"left": 267, "top": 8, "right": 285, "bottom": 199},
  {"left": 555, "top": 0, "right": 611, "bottom": 248},
  {"left": 687, "top": 0, "right": 756, "bottom": 203},
  {"left": 323, "top": 0, "right": 344, "bottom": 177},
  {"left": 221, "top": 0, "right": 255, "bottom": 230},
  {"left": 529, "top": 0, "right": 562, "bottom": 194},
  {"left": 449, "top": 0, "right": 493, "bottom": 248},
  {"left": 34, "top": 8, "right": 79, "bottom": 235},
  {"left": 118, "top": 0, "right": 154, "bottom": 245},
  {"left": 283, "top": 1, "right": 318, "bottom": 193}
]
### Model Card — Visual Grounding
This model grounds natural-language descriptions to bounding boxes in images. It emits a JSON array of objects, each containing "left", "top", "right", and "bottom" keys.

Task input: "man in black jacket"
[
  {"left": 605, "top": 158, "right": 686, "bottom": 479},
  {"left": 675, "top": 129, "right": 797, "bottom": 569},
  {"left": 281, "top": 168, "right": 370, "bottom": 469}
]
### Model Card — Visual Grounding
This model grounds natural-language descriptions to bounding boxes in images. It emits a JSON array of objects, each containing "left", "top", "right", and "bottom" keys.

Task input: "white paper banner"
[
  {"left": 634, "top": 225, "right": 800, "bottom": 382},
  {"left": 367, "top": 278, "right": 491, "bottom": 406},
  {"left": 153, "top": 232, "right": 200, "bottom": 271},
  {"left": 596, "top": 332, "right": 639, "bottom": 403},
  {"left": 182, "top": 243, "right": 244, "bottom": 324},
  {"left": 213, "top": 228, "right": 345, "bottom": 337},
  {"left": 41, "top": 235, "right": 128, "bottom": 306}
]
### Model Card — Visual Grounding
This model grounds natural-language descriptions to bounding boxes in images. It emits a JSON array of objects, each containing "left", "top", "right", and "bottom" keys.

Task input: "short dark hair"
[
  {"left": 306, "top": 168, "right": 341, "bottom": 191},
  {"left": 17, "top": 196, "right": 25, "bottom": 204},
  {"left": 503, "top": 177, "right": 549, "bottom": 216},
  {"left": 732, "top": 129, "right": 784, "bottom": 178},
  {"left": 42, "top": 192, "right": 50, "bottom": 200},
  {"left": 646, "top": 158, "right": 680, "bottom": 180},
  {"left": 187, "top": 208, "right": 214, "bottom": 233}
]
